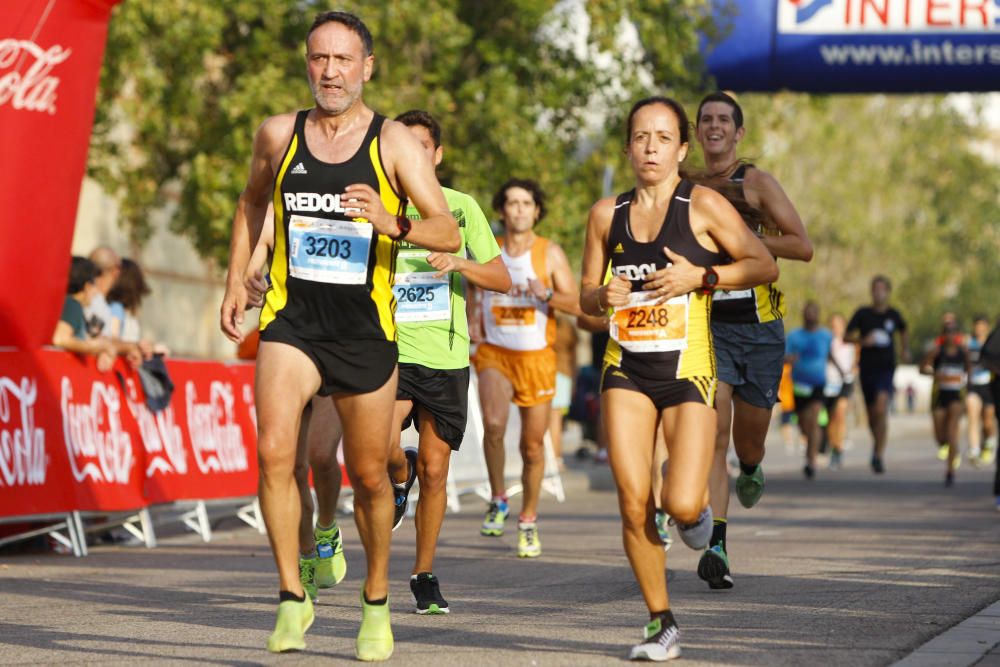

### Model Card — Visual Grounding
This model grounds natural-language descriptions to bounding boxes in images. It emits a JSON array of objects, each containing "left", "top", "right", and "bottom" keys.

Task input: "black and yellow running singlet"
[
  {"left": 260, "top": 111, "right": 404, "bottom": 341},
  {"left": 711, "top": 164, "right": 785, "bottom": 324},
  {"left": 603, "top": 180, "right": 723, "bottom": 381}
]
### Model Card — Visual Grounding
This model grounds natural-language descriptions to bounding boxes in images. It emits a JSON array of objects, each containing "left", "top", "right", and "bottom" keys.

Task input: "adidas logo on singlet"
[
  {"left": 613, "top": 243, "right": 624, "bottom": 254},
  {"left": 290, "top": 162, "right": 308, "bottom": 175}
]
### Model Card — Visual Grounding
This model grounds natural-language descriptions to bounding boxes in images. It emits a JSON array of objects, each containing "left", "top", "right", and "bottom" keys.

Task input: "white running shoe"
[{"left": 629, "top": 616, "right": 681, "bottom": 662}]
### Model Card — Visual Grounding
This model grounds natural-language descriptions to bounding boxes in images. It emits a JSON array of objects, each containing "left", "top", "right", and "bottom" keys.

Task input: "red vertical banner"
[{"left": 0, "top": 0, "right": 122, "bottom": 350}]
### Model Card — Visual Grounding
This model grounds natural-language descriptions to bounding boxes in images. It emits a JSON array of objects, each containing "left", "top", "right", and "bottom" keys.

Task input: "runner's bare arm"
[
  {"left": 243, "top": 204, "right": 275, "bottom": 310},
  {"left": 581, "top": 198, "right": 629, "bottom": 316},
  {"left": 643, "top": 186, "right": 777, "bottom": 301},
  {"left": 920, "top": 346, "right": 939, "bottom": 374},
  {"left": 365, "top": 120, "right": 459, "bottom": 252},
  {"left": 747, "top": 168, "right": 813, "bottom": 262},
  {"left": 899, "top": 329, "right": 911, "bottom": 363},
  {"left": 426, "top": 253, "right": 511, "bottom": 293},
  {"left": 543, "top": 242, "right": 582, "bottom": 316},
  {"left": 577, "top": 313, "right": 610, "bottom": 333},
  {"left": 220, "top": 115, "right": 292, "bottom": 342},
  {"left": 698, "top": 185, "right": 778, "bottom": 289}
]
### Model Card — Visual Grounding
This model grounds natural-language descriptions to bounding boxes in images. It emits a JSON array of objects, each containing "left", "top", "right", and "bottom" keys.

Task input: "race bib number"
[
  {"left": 288, "top": 215, "right": 371, "bottom": 284},
  {"left": 713, "top": 288, "right": 752, "bottom": 302},
  {"left": 490, "top": 294, "right": 537, "bottom": 329},
  {"left": 611, "top": 292, "right": 688, "bottom": 353},
  {"left": 937, "top": 364, "right": 966, "bottom": 390},
  {"left": 871, "top": 329, "right": 892, "bottom": 347},
  {"left": 393, "top": 272, "right": 451, "bottom": 323}
]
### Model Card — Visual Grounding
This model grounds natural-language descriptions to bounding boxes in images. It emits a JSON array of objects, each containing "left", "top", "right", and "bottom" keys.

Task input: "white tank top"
[{"left": 482, "top": 241, "right": 552, "bottom": 351}]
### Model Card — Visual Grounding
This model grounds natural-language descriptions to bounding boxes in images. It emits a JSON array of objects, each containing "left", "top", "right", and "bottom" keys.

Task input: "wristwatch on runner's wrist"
[
  {"left": 544, "top": 288, "right": 554, "bottom": 302},
  {"left": 393, "top": 215, "right": 412, "bottom": 241},
  {"left": 700, "top": 267, "right": 719, "bottom": 295}
]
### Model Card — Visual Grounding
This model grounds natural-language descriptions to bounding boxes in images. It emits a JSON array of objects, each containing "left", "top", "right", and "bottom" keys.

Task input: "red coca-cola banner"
[
  {"left": 0, "top": 0, "right": 122, "bottom": 350},
  {"left": 0, "top": 349, "right": 259, "bottom": 519},
  {"left": 139, "top": 360, "right": 258, "bottom": 504}
]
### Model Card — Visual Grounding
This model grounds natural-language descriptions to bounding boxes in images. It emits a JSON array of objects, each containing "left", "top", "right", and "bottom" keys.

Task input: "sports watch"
[
  {"left": 393, "top": 215, "right": 412, "bottom": 241},
  {"left": 700, "top": 267, "right": 719, "bottom": 295}
]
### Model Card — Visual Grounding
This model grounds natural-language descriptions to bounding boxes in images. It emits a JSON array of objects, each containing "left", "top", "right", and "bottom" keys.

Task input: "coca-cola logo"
[
  {"left": 0, "top": 39, "right": 72, "bottom": 115},
  {"left": 186, "top": 381, "right": 249, "bottom": 474},
  {"left": 0, "top": 376, "right": 47, "bottom": 487},
  {"left": 61, "top": 377, "right": 134, "bottom": 484},
  {"left": 121, "top": 377, "right": 187, "bottom": 478}
]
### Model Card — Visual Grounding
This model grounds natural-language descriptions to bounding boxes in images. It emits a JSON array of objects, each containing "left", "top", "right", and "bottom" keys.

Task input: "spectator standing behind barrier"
[
  {"left": 53, "top": 257, "right": 119, "bottom": 372},
  {"left": 85, "top": 245, "right": 120, "bottom": 337},
  {"left": 107, "top": 258, "right": 168, "bottom": 356}
]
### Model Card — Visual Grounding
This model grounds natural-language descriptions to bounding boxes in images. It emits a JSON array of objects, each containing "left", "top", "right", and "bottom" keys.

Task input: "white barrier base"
[{"left": 0, "top": 513, "right": 86, "bottom": 557}]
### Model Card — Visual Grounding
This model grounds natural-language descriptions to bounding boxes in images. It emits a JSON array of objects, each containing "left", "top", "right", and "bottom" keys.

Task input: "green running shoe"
[
  {"left": 697, "top": 542, "right": 734, "bottom": 590},
  {"left": 267, "top": 595, "right": 314, "bottom": 653},
  {"left": 480, "top": 500, "right": 508, "bottom": 537},
  {"left": 299, "top": 556, "right": 318, "bottom": 602},
  {"left": 655, "top": 510, "right": 673, "bottom": 551},
  {"left": 735, "top": 465, "right": 765, "bottom": 509},
  {"left": 314, "top": 522, "right": 346, "bottom": 588},
  {"left": 517, "top": 521, "right": 542, "bottom": 558},
  {"left": 356, "top": 586, "right": 393, "bottom": 662}
]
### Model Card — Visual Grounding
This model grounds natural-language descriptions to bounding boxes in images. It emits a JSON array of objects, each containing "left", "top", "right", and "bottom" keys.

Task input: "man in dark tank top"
[{"left": 219, "top": 11, "right": 459, "bottom": 661}]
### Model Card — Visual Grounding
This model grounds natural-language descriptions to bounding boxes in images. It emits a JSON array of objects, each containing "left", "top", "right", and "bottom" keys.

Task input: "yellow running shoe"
[
  {"left": 314, "top": 522, "right": 347, "bottom": 588},
  {"left": 518, "top": 521, "right": 542, "bottom": 558},
  {"left": 937, "top": 444, "right": 949, "bottom": 461},
  {"left": 356, "top": 586, "right": 393, "bottom": 661},
  {"left": 982, "top": 447, "right": 997, "bottom": 466},
  {"left": 299, "top": 556, "right": 318, "bottom": 602},
  {"left": 267, "top": 595, "right": 314, "bottom": 653}
]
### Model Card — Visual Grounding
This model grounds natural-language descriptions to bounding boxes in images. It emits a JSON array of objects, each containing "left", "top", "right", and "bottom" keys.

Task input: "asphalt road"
[{"left": 2, "top": 413, "right": 998, "bottom": 665}]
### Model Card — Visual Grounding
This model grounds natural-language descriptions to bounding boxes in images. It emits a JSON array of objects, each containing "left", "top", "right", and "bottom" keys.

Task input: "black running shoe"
[
  {"left": 410, "top": 572, "right": 449, "bottom": 615},
  {"left": 803, "top": 464, "right": 815, "bottom": 480},
  {"left": 870, "top": 456, "right": 885, "bottom": 474},
  {"left": 392, "top": 448, "right": 418, "bottom": 531},
  {"left": 697, "top": 542, "right": 734, "bottom": 590}
]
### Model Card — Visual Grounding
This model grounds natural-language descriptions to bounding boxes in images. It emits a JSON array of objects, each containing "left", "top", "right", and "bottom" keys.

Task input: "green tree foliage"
[
  {"left": 712, "top": 94, "right": 1000, "bottom": 353},
  {"left": 89, "top": 0, "right": 717, "bottom": 267},
  {"left": 90, "top": 3, "right": 998, "bottom": 354}
]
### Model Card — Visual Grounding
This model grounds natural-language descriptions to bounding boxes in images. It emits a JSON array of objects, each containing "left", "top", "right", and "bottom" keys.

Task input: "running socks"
[
  {"left": 710, "top": 518, "right": 727, "bottom": 549},
  {"left": 280, "top": 590, "right": 306, "bottom": 604},
  {"left": 738, "top": 461, "right": 758, "bottom": 476},
  {"left": 650, "top": 609, "right": 677, "bottom": 626},
  {"left": 364, "top": 593, "right": 388, "bottom": 606}
]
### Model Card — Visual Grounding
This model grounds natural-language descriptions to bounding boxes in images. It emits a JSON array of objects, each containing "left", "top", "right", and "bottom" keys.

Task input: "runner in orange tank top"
[{"left": 471, "top": 178, "right": 580, "bottom": 558}]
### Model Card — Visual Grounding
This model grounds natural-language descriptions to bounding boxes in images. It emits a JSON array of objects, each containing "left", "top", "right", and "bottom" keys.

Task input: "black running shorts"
[
  {"left": 397, "top": 363, "right": 470, "bottom": 451},
  {"left": 601, "top": 364, "right": 716, "bottom": 411},
  {"left": 259, "top": 319, "right": 397, "bottom": 396},
  {"left": 969, "top": 383, "right": 994, "bottom": 407}
]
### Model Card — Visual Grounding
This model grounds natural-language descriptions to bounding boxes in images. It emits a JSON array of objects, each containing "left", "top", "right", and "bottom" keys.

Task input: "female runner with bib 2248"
[{"left": 580, "top": 97, "right": 777, "bottom": 662}]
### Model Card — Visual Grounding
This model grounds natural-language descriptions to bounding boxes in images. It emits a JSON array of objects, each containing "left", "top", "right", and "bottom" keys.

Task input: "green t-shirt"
[{"left": 396, "top": 187, "right": 501, "bottom": 369}]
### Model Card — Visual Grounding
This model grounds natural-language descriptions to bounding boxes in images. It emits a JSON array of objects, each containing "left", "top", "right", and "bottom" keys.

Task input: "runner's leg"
[
  {"left": 334, "top": 367, "right": 399, "bottom": 602},
  {"left": 413, "top": 409, "right": 452, "bottom": 574},
  {"left": 518, "top": 401, "right": 552, "bottom": 519},
  {"left": 604, "top": 389, "right": 663, "bottom": 611},
  {"left": 479, "top": 368, "right": 514, "bottom": 497},
  {"left": 256, "top": 341, "right": 322, "bottom": 597}
]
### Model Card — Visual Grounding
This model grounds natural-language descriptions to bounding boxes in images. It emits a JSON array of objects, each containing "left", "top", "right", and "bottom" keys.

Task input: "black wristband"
[{"left": 393, "top": 215, "right": 412, "bottom": 241}]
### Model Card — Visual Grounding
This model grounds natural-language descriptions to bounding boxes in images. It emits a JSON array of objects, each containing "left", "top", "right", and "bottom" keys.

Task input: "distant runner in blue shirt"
[{"left": 786, "top": 301, "right": 833, "bottom": 479}]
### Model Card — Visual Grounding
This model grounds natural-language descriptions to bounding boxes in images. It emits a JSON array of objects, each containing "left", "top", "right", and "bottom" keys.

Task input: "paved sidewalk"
[{"left": 1, "top": 414, "right": 998, "bottom": 665}]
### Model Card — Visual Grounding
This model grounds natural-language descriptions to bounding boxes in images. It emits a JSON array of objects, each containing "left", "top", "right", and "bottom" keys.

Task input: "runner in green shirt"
[{"left": 387, "top": 110, "right": 511, "bottom": 615}]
